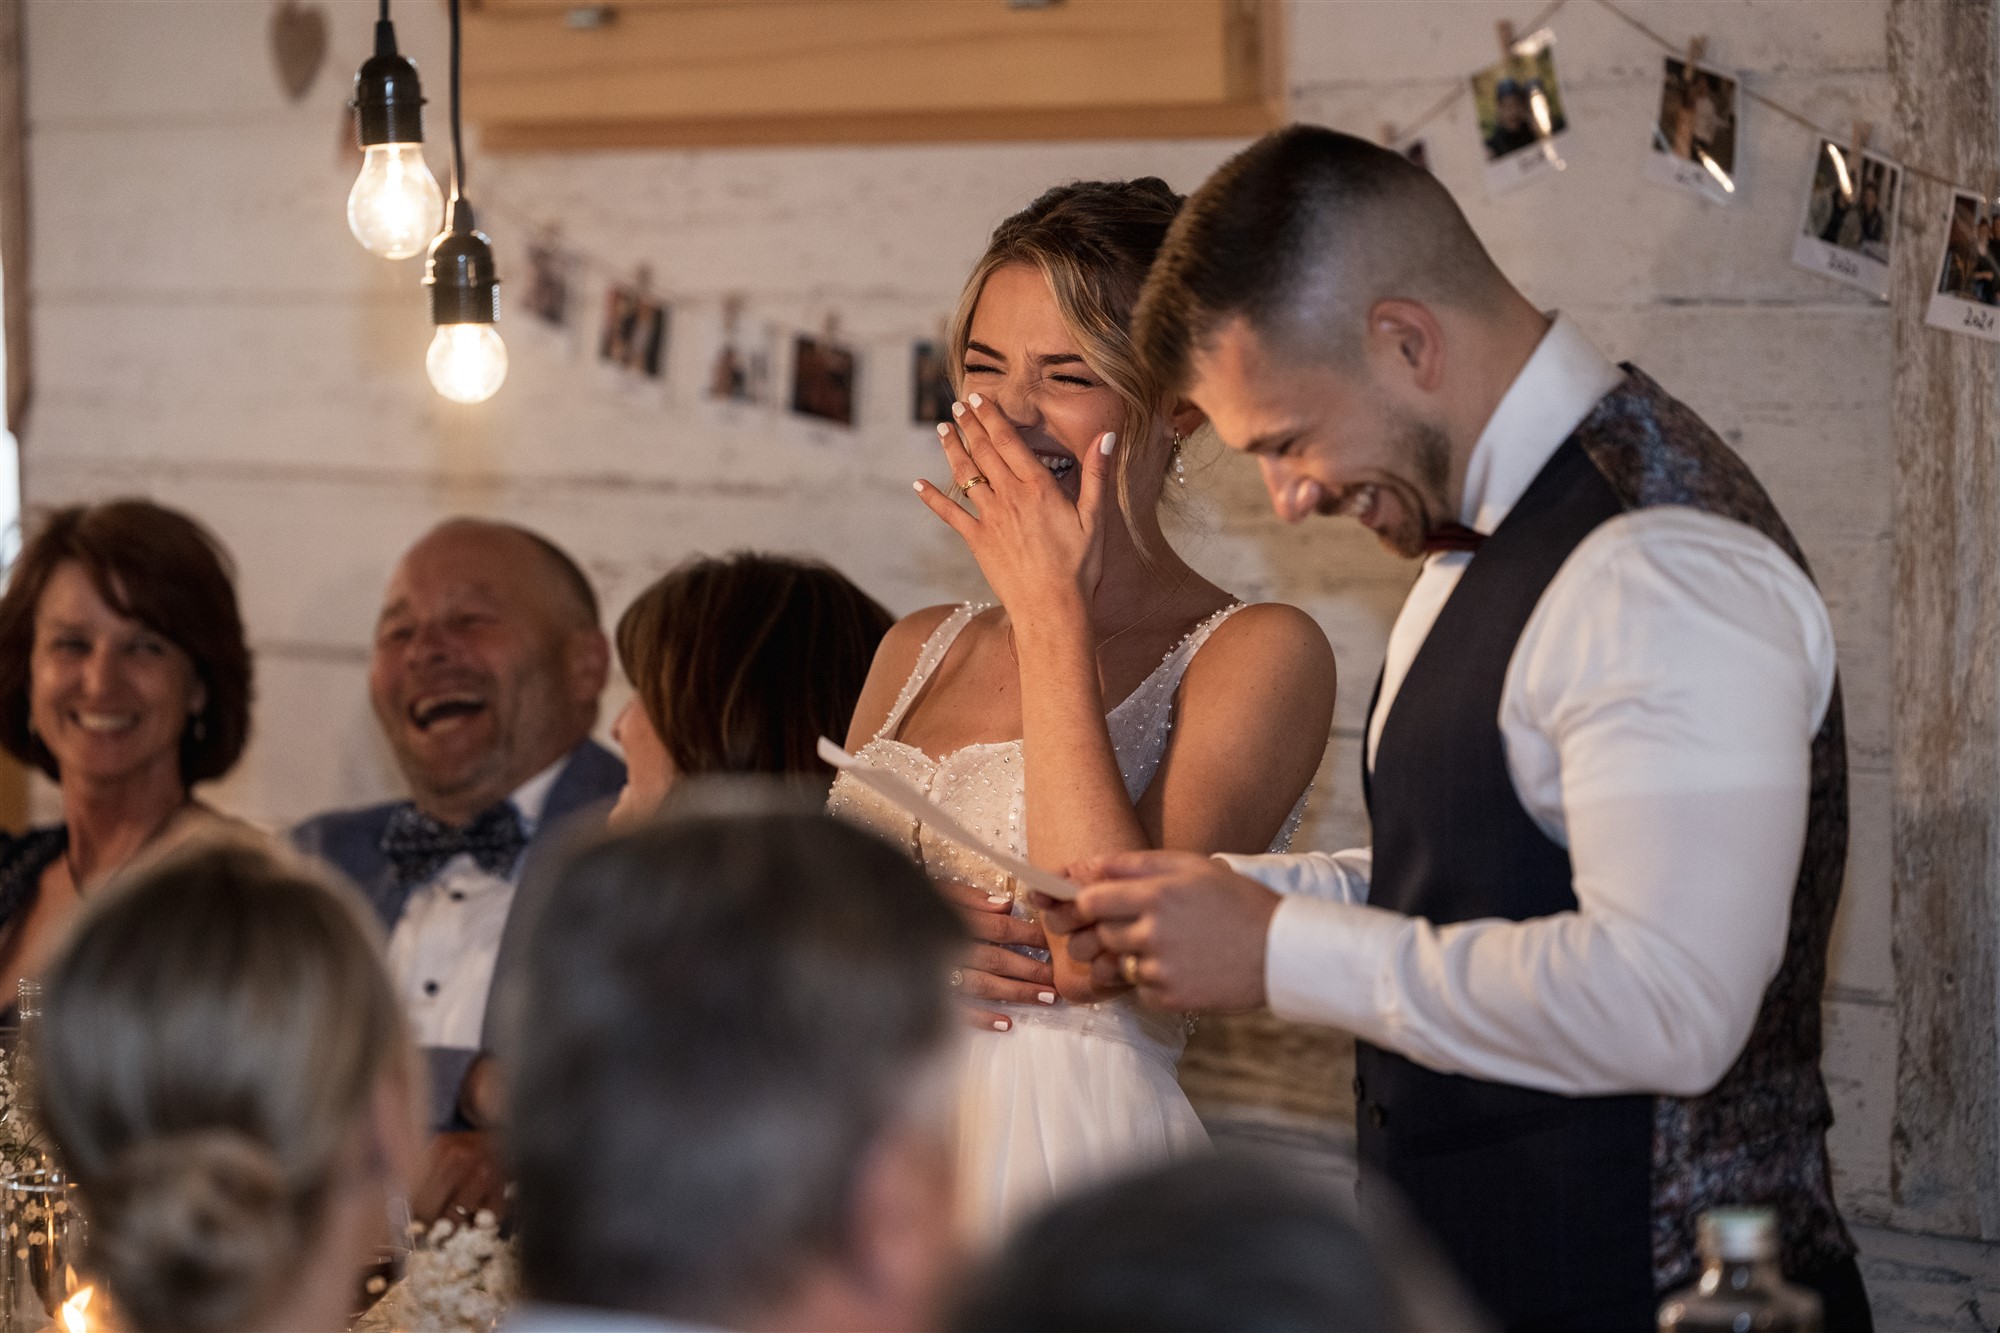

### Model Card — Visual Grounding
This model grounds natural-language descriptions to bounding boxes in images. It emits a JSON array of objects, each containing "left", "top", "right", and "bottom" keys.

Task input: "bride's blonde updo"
[
  {"left": 947, "top": 177, "right": 1187, "bottom": 559},
  {"left": 33, "top": 836, "right": 407, "bottom": 1333}
]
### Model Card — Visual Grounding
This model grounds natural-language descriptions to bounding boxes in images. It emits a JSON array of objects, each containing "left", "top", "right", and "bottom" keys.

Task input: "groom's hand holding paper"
[{"left": 1043, "top": 849, "right": 1281, "bottom": 1013}]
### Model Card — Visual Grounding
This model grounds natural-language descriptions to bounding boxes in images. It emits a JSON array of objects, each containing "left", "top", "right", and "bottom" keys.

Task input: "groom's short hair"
[
  {"left": 1134, "top": 124, "right": 1510, "bottom": 390},
  {"left": 502, "top": 789, "right": 962, "bottom": 1324}
]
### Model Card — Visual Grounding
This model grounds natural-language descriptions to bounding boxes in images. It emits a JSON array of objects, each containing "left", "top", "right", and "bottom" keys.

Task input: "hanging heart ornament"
[{"left": 270, "top": 1, "right": 329, "bottom": 102}]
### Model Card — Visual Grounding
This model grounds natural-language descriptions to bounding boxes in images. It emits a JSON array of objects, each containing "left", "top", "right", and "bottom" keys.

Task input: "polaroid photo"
[
  {"left": 1469, "top": 29, "right": 1569, "bottom": 197},
  {"left": 1791, "top": 137, "right": 1901, "bottom": 301},
  {"left": 524, "top": 236, "right": 576, "bottom": 329},
  {"left": 708, "top": 299, "right": 775, "bottom": 405},
  {"left": 707, "top": 335, "right": 773, "bottom": 405},
  {"left": 1645, "top": 56, "right": 1740, "bottom": 205},
  {"left": 791, "top": 333, "right": 858, "bottom": 427},
  {"left": 1926, "top": 189, "right": 2000, "bottom": 342},
  {"left": 599, "top": 284, "right": 669, "bottom": 378},
  {"left": 911, "top": 341, "right": 954, "bottom": 425}
]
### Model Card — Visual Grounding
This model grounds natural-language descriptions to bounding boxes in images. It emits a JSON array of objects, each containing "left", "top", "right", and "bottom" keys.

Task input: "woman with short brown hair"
[
  {"left": 607, "top": 552, "right": 893, "bottom": 824},
  {"left": 0, "top": 498, "right": 254, "bottom": 1010}
]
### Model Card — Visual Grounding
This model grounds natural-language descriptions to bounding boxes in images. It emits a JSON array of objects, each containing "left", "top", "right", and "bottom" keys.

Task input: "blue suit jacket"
[{"left": 291, "top": 738, "right": 626, "bottom": 1129}]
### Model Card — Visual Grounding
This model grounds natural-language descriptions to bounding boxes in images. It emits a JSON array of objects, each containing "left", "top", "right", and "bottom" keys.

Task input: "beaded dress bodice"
[{"left": 829, "top": 602, "right": 1307, "bottom": 1055}]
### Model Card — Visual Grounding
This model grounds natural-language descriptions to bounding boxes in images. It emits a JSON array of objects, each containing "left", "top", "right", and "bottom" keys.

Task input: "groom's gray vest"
[{"left": 1357, "top": 368, "right": 1855, "bottom": 1327}]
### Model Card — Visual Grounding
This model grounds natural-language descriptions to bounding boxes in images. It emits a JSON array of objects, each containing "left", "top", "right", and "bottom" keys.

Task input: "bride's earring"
[{"left": 1171, "top": 431, "right": 1187, "bottom": 486}]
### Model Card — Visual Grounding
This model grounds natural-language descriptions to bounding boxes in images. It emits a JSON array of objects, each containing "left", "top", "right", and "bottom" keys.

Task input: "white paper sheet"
[{"left": 818, "top": 736, "right": 1078, "bottom": 901}]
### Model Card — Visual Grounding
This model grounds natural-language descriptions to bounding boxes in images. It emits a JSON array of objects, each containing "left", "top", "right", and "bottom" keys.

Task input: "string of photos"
[{"left": 346, "top": 0, "right": 2000, "bottom": 416}]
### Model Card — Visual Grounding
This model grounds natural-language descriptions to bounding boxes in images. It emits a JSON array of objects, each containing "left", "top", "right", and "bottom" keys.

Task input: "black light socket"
[
  {"left": 353, "top": 19, "right": 427, "bottom": 147},
  {"left": 425, "top": 198, "right": 501, "bottom": 325}
]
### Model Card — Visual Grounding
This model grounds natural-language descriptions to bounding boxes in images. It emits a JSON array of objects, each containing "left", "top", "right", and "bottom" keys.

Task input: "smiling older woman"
[{"left": 0, "top": 499, "right": 253, "bottom": 1010}]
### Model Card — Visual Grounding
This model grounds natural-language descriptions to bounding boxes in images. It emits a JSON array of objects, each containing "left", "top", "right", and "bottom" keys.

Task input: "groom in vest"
[{"left": 1043, "top": 126, "right": 1868, "bottom": 1331}]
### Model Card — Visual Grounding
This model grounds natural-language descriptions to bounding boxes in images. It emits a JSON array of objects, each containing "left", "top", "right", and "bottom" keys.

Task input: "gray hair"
[
  {"left": 502, "top": 793, "right": 962, "bottom": 1324},
  {"left": 35, "top": 834, "right": 408, "bottom": 1333}
]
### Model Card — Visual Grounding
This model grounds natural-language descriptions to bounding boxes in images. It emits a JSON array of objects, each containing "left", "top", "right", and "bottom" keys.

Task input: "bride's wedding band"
[
  {"left": 962, "top": 475, "right": 990, "bottom": 490},
  {"left": 1121, "top": 954, "right": 1141, "bottom": 986},
  {"left": 950, "top": 969, "right": 964, "bottom": 989}
]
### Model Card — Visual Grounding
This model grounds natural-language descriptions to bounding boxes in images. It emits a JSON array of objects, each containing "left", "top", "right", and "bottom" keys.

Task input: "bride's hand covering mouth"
[{"left": 913, "top": 391, "right": 1119, "bottom": 623}]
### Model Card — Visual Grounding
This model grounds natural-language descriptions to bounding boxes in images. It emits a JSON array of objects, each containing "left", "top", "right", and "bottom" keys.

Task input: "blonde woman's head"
[
  {"left": 947, "top": 178, "right": 1189, "bottom": 559},
  {"left": 35, "top": 836, "right": 415, "bottom": 1333}
]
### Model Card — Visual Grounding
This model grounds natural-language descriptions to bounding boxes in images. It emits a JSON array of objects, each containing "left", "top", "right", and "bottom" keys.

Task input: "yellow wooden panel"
[{"left": 461, "top": 0, "right": 1284, "bottom": 149}]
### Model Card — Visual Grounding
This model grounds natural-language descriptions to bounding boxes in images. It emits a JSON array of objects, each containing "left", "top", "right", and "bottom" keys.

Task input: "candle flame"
[{"left": 59, "top": 1284, "right": 92, "bottom": 1333}]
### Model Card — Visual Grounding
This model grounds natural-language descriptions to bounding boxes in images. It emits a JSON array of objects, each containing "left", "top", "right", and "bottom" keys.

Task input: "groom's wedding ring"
[
  {"left": 1120, "top": 953, "right": 1141, "bottom": 986},
  {"left": 962, "top": 475, "right": 990, "bottom": 491},
  {"left": 950, "top": 969, "right": 964, "bottom": 989}
]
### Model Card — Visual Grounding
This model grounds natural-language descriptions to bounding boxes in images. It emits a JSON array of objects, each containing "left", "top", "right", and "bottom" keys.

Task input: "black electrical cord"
[{"left": 449, "top": 0, "right": 466, "bottom": 206}]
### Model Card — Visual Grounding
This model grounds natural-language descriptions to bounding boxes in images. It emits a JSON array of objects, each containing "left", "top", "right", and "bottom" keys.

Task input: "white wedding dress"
[{"left": 828, "top": 602, "right": 1307, "bottom": 1243}]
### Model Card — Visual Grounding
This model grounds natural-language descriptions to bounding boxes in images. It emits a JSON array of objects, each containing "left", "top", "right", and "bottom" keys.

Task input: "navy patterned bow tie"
[{"left": 380, "top": 801, "right": 528, "bottom": 888}]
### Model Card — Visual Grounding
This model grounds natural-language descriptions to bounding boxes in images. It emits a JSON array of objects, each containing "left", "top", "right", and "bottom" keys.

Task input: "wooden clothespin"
[
  {"left": 721, "top": 292, "right": 744, "bottom": 333},
  {"left": 1379, "top": 122, "right": 1398, "bottom": 147},
  {"left": 821, "top": 310, "right": 842, "bottom": 344},
  {"left": 1685, "top": 35, "right": 1707, "bottom": 68},
  {"left": 1495, "top": 19, "right": 1517, "bottom": 59},
  {"left": 631, "top": 263, "right": 655, "bottom": 297},
  {"left": 1850, "top": 120, "right": 1872, "bottom": 158}
]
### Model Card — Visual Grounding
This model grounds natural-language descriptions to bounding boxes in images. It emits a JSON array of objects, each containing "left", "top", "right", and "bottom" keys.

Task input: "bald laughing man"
[{"left": 294, "top": 518, "right": 623, "bottom": 1222}]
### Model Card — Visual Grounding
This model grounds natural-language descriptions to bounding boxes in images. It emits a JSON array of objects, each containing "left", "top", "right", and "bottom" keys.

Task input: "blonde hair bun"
[{"left": 90, "top": 1130, "right": 298, "bottom": 1333}]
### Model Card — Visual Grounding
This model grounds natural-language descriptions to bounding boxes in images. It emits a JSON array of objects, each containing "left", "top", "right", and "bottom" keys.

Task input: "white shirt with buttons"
[
  {"left": 385, "top": 761, "right": 563, "bottom": 1051},
  {"left": 1221, "top": 315, "right": 1838, "bottom": 1100}
]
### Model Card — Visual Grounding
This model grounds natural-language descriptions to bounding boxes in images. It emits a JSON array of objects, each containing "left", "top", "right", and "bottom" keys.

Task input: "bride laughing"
[{"left": 830, "top": 177, "right": 1337, "bottom": 1242}]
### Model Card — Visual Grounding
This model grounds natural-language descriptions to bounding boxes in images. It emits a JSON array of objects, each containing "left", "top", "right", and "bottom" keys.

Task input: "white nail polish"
[
  {"left": 993, "top": 1019, "right": 1010, "bottom": 1031},
  {"left": 987, "top": 893, "right": 1012, "bottom": 905},
  {"left": 968, "top": 393, "right": 983, "bottom": 407},
  {"left": 951, "top": 401, "right": 965, "bottom": 417},
  {"left": 1038, "top": 991, "right": 1057, "bottom": 1005},
  {"left": 936, "top": 422, "right": 951, "bottom": 437},
  {"left": 1100, "top": 432, "right": 1117, "bottom": 456}
]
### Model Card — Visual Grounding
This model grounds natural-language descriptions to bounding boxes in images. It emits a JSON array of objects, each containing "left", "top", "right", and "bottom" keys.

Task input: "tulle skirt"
[{"left": 954, "top": 1017, "right": 1211, "bottom": 1245}]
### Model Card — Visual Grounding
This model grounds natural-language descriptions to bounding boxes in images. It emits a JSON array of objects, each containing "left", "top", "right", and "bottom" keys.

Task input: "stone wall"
[{"left": 25, "top": 0, "right": 1979, "bottom": 1315}]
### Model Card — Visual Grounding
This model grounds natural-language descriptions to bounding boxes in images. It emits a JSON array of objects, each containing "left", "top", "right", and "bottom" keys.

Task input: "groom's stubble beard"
[{"left": 1373, "top": 411, "right": 1455, "bottom": 560}]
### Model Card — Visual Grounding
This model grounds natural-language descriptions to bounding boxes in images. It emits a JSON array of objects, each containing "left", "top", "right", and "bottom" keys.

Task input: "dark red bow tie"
[{"left": 1422, "top": 522, "right": 1487, "bottom": 554}]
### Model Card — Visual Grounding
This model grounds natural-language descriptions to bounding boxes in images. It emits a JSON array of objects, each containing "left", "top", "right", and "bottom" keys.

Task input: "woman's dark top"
[
  {"left": 0, "top": 828, "right": 65, "bottom": 1026},
  {"left": 0, "top": 827, "right": 65, "bottom": 944}
]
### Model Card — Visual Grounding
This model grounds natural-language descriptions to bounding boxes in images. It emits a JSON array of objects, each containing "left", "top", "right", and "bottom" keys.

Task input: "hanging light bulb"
[
  {"left": 424, "top": 199, "right": 507, "bottom": 403},
  {"left": 427, "top": 323, "right": 508, "bottom": 403},
  {"left": 350, "top": 143, "right": 444, "bottom": 260},
  {"left": 348, "top": 10, "right": 443, "bottom": 259}
]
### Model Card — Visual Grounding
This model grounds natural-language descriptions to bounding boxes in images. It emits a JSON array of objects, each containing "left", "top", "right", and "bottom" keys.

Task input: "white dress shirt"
[
  {"left": 1223, "top": 314, "right": 1837, "bottom": 1099},
  {"left": 386, "top": 761, "right": 563, "bottom": 1051}
]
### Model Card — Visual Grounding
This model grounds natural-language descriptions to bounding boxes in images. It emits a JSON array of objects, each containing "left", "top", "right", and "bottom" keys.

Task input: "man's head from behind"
[
  {"left": 504, "top": 797, "right": 964, "bottom": 1331},
  {"left": 948, "top": 1155, "right": 1487, "bottom": 1333},
  {"left": 368, "top": 518, "right": 610, "bottom": 825},
  {"left": 1134, "top": 125, "right": 1545, "bottom": 559}
]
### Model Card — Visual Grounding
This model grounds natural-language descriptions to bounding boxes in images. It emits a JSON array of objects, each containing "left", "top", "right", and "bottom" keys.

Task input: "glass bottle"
[
  {"left": 1658, "top": 1208, "right": 1823, "bottom": 1332},
  {"left": 9, "top": 980, "right": 38, "bottom": 1136}
]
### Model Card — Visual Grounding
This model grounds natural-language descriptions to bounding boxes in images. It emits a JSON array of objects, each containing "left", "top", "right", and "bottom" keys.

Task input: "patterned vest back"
[{"left": 1358, "top": 368, "right": 1854, "bottom": 1328}]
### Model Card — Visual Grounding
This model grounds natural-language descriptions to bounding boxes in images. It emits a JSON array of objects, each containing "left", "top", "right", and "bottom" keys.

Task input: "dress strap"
[
  {"left": 875, "top": 603, "right": 991, "bottom": 741},
  {"left": 1155, "top": 601, "right": 1248, "bottom": 704}
]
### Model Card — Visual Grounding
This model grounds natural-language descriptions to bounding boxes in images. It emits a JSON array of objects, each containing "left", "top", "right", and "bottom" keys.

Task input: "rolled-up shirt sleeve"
[{"left": 1245, "top": 511, "right": 1837, "bottom": 1098}]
